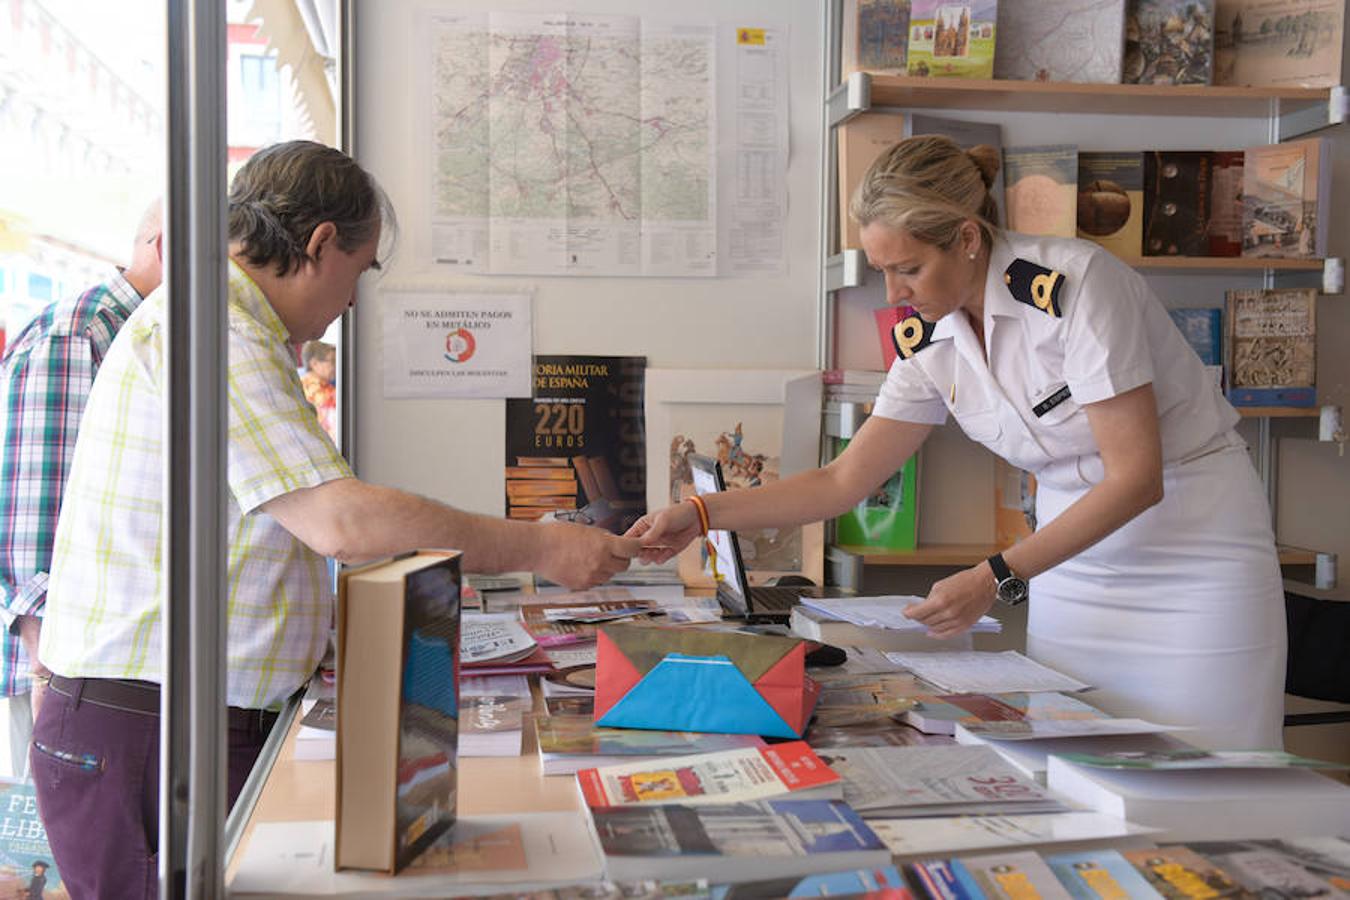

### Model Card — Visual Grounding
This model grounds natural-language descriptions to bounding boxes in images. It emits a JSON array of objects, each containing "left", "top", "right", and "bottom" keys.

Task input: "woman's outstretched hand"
[{"left": 625, "top": 500, "right": 702, "bottom": 565}]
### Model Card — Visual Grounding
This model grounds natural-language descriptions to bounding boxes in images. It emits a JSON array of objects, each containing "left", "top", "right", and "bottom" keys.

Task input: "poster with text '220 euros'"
[{"left": 505, "top": 356, "right": 646, "bottom": 534}]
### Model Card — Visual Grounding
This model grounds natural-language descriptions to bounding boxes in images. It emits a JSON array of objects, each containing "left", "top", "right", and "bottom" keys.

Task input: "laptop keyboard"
[{"left": 751, "top": 585, "right": 807, "bottom": 612}]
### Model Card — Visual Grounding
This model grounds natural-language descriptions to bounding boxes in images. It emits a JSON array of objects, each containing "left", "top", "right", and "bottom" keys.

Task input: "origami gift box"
[{"left": 594, "top": 625, "right": 821, "bottom": 738}]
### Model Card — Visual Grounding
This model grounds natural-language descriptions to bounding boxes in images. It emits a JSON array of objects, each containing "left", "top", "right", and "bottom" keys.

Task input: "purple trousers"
[{"left": 30, "top": 685, "right": 271, "bottom": 900}]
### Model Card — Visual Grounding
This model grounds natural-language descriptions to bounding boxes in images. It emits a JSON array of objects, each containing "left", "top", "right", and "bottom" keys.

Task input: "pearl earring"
[{"left": 968, "top": 252, "right": 976, "bottom": 260}]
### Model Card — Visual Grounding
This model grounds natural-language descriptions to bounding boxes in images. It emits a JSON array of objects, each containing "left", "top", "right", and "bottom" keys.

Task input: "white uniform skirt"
[{"left": 1027, "top": 438, "right": 1287, "bottom": 750}]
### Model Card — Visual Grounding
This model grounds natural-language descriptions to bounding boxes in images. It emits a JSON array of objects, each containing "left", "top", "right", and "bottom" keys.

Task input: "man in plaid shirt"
[
  {"left": 35, "top": 142, "right": 639, "bottom": 897},
  {"left": 0, "top": 204, "right": 162, "bottom": 778}
]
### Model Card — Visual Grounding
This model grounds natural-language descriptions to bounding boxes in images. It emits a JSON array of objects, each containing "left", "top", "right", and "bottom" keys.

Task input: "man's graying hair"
[{"left": 228, "top": 140, "right": 396, "bottom": 277}]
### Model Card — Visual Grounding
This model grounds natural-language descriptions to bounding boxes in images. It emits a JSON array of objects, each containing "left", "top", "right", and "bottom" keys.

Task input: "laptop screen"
[{"left": 687, "top": 454, "right": 752, "bottom": 615}]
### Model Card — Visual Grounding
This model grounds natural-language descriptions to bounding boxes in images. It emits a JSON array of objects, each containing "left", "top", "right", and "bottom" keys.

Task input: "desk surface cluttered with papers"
[{"left": 226, "top": 578, "right": 1350, "bottom": 898}]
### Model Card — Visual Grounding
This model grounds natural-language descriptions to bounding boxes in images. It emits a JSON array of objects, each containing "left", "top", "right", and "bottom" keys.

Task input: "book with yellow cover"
[{"left": 1077, "top": 151, "right": 1143, "bottom": 258}]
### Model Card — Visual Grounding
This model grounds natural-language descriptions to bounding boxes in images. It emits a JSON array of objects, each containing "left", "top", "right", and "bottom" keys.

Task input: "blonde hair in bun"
[{"left": 849, "top": 134, "right": 1001, "bottom": 251}]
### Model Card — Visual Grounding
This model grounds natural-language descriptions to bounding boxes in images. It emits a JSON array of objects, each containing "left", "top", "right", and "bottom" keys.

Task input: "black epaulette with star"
[
  {"left": 1004, "top": 258, "right": 1066, "bottom": 318},
  {"left": 891, "top": 313, "right": 937, "bottom": 360}
]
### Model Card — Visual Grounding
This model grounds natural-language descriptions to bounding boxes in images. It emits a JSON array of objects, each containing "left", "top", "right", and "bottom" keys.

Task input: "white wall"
[{"left": 353, "top": 0, "right": 824, "bottom": 516}]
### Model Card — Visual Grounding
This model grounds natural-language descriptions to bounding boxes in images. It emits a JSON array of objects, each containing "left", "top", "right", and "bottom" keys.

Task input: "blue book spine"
[
  {"left": 1168, "top": 308, "right": 1222, "bottom": 366},
  {"left": 1227, "top": 386, "right": 1317, "bottom": 407}
]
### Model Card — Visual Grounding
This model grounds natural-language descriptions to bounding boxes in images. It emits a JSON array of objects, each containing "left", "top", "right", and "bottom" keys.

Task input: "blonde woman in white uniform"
[{"left": 630, "top": 135, "right": 1286, "bottom": 750}]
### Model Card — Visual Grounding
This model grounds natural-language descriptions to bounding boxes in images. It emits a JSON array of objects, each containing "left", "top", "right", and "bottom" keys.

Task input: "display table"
[{"left": 225, "top": 697, "right": 581, "bottom": 893}]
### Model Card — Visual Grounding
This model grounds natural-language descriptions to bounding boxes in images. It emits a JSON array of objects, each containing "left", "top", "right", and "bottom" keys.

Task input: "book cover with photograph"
[
  {"left": 504, "top": 356, "right": 646, "bottom": 533},
  {"left": 844, "top": 0, "right": 913, "bottom": 75},
  {"left": 993, "top": 1, "right": 1126, "bottom": 83},
  {"left": 1183, "top": 839, "right": 1350, "bottom": 896},
  {"left": 1242, "top": 138, "right": 1329, "bottom": 259},
  {"left": 1123, "top": 0, "right": 1216, "bottom": 84},
  {"left": 1077, "top": 151, "right": 1144, "bottom": 257},
  {"left": 1003, "top": 144, "right": 1078, "bottom": 238},
  {"left": 1215, "top": 0, "right": 1344, "bottom": 88},
  {"left": 1122, "top": 846, "right": 1250, "bottom": 898},
  {"left": 907, "top": 1, "right": 999, "bottom": 79},
  {"left": 1143, "top": 151, "right": 1211, "bottom": 256},
  {"left": 589, "top": 799, "right": 891, "bottom": 884},
  {"left": 0, "top": 779, "right": 66, "bottom": 899},
  {"left": 1225, "top": 288, "right": 1316, "bottom": 407}
]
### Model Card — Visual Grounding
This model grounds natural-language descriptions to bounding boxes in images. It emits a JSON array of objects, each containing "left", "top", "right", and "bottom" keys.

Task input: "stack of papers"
[
  {"left": 800, "top": 597, "right": 1002, "bottom": 633},
  {"left": 885, "top": 651, "right": 1092, "bottom": 694}
]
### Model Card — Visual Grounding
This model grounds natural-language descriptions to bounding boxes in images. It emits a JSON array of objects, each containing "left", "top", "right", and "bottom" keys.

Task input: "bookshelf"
[
  {"left": 817, "top": 9, "right": 1344, "bottom": 592},
  {"left": 829, "top": 74, "right": 1341, "bottom": 134},
  {"left": 826, "top": 248, "right": 1342, "bottom": 292}
]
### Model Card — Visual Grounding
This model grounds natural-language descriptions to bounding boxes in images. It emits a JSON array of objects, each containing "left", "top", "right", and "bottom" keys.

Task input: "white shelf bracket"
[{"left": 827, "top": 71, "right": 872, "bottom": 127}]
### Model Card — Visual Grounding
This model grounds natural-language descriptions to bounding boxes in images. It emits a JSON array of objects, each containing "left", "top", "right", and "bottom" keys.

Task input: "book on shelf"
[
  {"left": 0, "top": 778, "right": 65, "bottom": 899},
  {"left": 903, "top": 691, "right": 1106, "bottom": 737},
  {"left": 1045, "top": 849, "right": 1167, "bottom": 899},
  {"left": 534, "top": 714, "right": 766, "bottom": 777},
  {"left": 838, "top": 110, "right": 908, "bottom": 250},
  {"left": 336, "top": 550, "right": 461, "bottom": 874},
  {"left": 1003, "top": 144, "right": 1078, "bottom": 238},
  {"left": 906, "top": 114, "right": 1006, "bottom": 226},
  {"left": 1121, "top": 846, "right": 1252, "bottom": 899},
  {"left": 994, "top": 457, "right": 1036, "bottom": 548},
  {"left": 1168, "top": 308, "right": 1223, "bottom": 366},
  {"left": 993, "top": 1, "right": 1127, "bottom": 84},
  {"left": 948, "top": 850, "right": 1076, "bottom": 900},
  {"left": 1143, "top": 151, "right": 1211, "bottom": 256},
  {"left": 816, "top": 745, "right": 1067, "bottom": 818},
  {"left": 834, "top": 440, "right": 919, "bottom": 551},
  {"left": 1077, "top": 151, "right": 1143, "bottom": 258},
  {"left": 1215, "top": 0, "right": 1345, "bottom": 88},
  {"left": 576, "top": 741, "right": 842, "bottom": 808},
  {"left": 906, "top": 0, "right": 999, "bottom": 79},
  {"left": 790, "top": 605, "right": 975, "bottom": 653},
  {"left": 1225, "top": 288, "right": 1316, "bottom": 407},
  {"left": 1207, "top": 149, "right": 1244, "bottom": 257},
  {"left": 1045, "top": 753, "right": 1350, "bottom": 841},
  {"left": 1242, "top": 138, "right": 1330, "bottom": 259},
  {"left": 1123, "top": 0, "right": 1216, "bottom": 85},
  {"left": 843, "top": 0, "right": 913, "bottom": 76},
  {"left": 586, "top": 798, "right": 892, "bottom": 885},
  {"left": 1182, "top": 838, "right": 1350, "bottom": 896}
]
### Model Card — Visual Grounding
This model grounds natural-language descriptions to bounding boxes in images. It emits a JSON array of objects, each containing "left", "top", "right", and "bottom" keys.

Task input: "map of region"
[
  {"left": 992, "top": 0, "right": 1127, "bottom": 84},
  {"left": 432, "top": 14, "right": 713, "bottom": 228},
  {"left": 432, "top": 18, "right": 490, "bottom": 220},
  {"left": 640, "top": 28, "right": 714, "bottom": 222}
]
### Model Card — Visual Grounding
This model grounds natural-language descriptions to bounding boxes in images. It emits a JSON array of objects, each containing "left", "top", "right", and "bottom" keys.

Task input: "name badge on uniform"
[{"left": 1032, "top": 384, "right": 1072, "bottom": 418}]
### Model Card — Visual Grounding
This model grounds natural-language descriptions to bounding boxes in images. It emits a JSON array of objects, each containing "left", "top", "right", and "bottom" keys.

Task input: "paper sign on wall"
[{"left": 382, "top": 291, "right": 532, "bottom": 398}]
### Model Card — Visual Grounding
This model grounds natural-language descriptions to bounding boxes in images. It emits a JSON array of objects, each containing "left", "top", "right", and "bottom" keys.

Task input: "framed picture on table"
[{"left": 644, "top": 368, "right": 824, "bottom": 588}]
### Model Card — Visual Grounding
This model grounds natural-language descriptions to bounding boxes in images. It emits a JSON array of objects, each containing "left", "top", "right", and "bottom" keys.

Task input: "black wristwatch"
[{"left": 987, "top": 553, "right": 1029, "bottom": 607}]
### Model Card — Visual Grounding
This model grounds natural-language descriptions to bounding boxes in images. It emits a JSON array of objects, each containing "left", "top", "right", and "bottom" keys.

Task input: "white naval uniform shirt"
[{"left": 872, "top": 231, "right": 1239, "bottom": 491}]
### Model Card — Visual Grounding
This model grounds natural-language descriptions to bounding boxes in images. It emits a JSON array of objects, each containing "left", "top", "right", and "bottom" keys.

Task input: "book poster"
[
  {"left": 381, "top": 290, "right": 532, "bottom": 398},
  {"left": 505, "top": 356, "right": 646, "bottom": 534}
]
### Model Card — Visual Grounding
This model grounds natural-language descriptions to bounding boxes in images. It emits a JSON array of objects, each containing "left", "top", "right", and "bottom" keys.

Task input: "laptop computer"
[{"left": 688, "top": 454, "right": 828, "bottom": 622}]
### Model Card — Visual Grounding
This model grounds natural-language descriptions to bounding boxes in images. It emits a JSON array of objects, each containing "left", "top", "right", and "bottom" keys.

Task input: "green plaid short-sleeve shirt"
[{"left": 40, "top": 262, "right": 353, "bottom": 708}]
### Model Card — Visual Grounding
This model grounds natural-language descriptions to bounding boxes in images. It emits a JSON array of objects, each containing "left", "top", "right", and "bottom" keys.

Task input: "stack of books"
[{"left": 505, "top": 457, "right": 578, "bottom": 521}]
